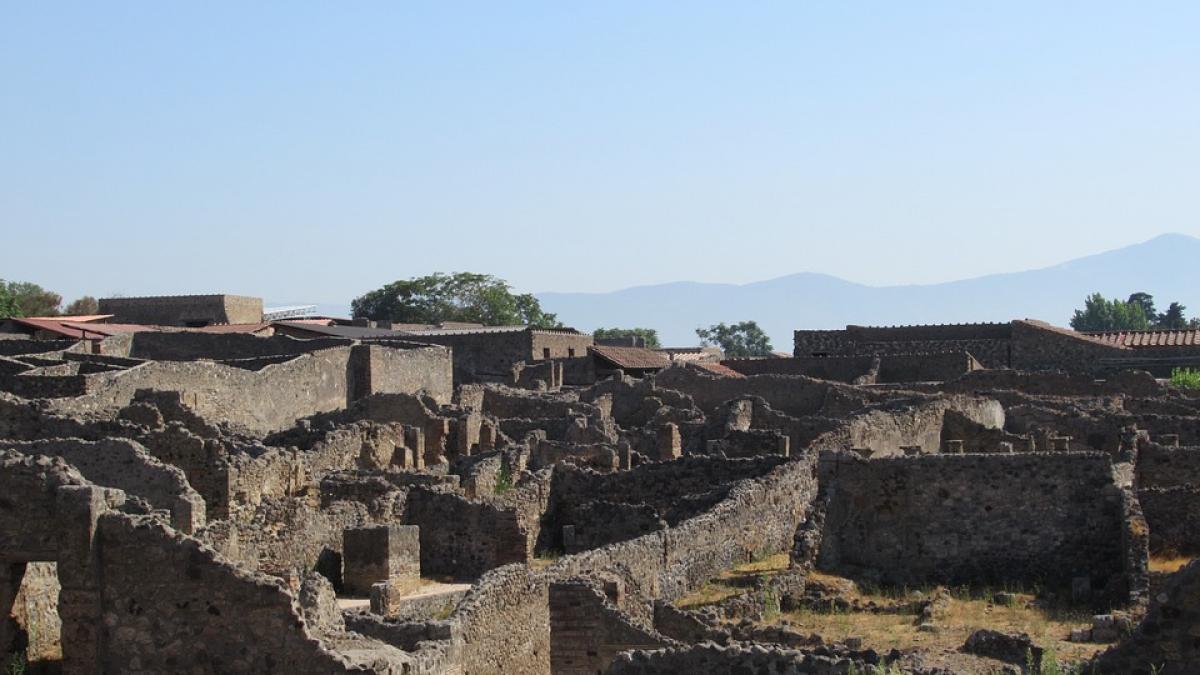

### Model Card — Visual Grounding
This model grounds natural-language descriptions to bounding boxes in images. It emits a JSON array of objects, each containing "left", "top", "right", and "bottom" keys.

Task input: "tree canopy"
[
  {"left": 1070, "top": 292, "right": 1196, "bottom": 331},
  {"left": 592, "top": 327, "right": 661, "bottom": 348},
  {"left": 64, "top": 296, "right": 99, "bottom": 316},
  {"left": 351, "top": 273, "right": 561, "bottom": 328},
  {"left": 0, "top": 280, "right": 62, "bottom": 319},
  {"left": 696, "top": 320, "right": 772, "bottom": 358},
  {"left": 0, "top": 283, "right": 20, "bottom": 319}
]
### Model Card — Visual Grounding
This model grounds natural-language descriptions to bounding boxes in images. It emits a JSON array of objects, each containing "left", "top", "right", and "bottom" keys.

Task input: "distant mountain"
[{"left": 537, "top": 233, "right": 1200, "bottom": 348}]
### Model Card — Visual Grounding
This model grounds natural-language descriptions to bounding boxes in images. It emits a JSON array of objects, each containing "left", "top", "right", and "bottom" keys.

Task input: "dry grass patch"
[
  {"left": 778, "top": 583, "right": 1103, "bottom": 664},
  {"left": 676, "top": 552, "right": 792, "bottom": 609},
  {"left": 1149, "top": 554, "right": 1195, "bottom": 574}
]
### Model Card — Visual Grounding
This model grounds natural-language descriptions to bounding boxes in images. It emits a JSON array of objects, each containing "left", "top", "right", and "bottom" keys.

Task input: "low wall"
[
  {"left": 39, "top": 343, "right": 451, "bottom": 435},
  {"left": 606, "top": 643, "right": 867, "bottom": 675}
]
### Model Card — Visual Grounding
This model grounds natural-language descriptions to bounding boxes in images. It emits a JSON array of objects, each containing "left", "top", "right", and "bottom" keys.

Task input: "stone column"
[
  {"left": 343, "top": 525, "right": 420, "bottom": 597},
  {"left": 479, "top": 420, "right": 497, "bottom": 453},
  {"left": 656, "top": 423, "right": 682, "bottom": 461},
  {"left": 403, "top": 425, "right": 425, "bottom": 470}
]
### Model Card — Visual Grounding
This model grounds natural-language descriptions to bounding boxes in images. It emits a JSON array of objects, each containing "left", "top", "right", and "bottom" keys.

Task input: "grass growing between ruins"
[
  {"left": 779, "top": 572, "right": 1103, "bottom": 664},
  {"left": 676, "top": 553, "right": 791, "bottom": 609},
  {"left": 1169, "top": 367, "right": 1200, "bottom": 390},
  {"left": 529, "top": 549, "right": 563, "bottom": 571}
]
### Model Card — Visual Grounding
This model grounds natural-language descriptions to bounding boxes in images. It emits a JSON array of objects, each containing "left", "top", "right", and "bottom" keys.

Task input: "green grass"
[
  {"left": 493, "top": 462, "right": 513, "bottom": 495},
  {"left": 1170, "top": 367, "right": 1200, "bottom": 389},
  {"left": 5, "top": 653, "right": 26, "bottom": 675}
]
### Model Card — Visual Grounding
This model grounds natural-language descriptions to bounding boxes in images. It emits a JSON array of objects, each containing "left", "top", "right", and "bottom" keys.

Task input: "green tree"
[
  {"left": 592, "top": 327, "right": 662, "bottom": 348},
  {"left": 1127, "top": 292, "right": 1157, "bottom": 322},
  {"left": 63, "top": 296, "right": 99, "bottom": 316},
  {"left": 0, "top": 283, "right": 20, "bottom": 319},
  {"left": 1157, "top": 302, "right": 1189, "bottom": 329},
  {"left": 1069, "top": 293, "right": 1149, "bottom": 331},
  {"left": 695, "top": 320, "right": 772, "bottom": 358},
  {"left": 351, "top": 273, "right": 561, "bottom": 328},
  {"left": 0, "top": 280, "right": 61, "bottom": 318}
]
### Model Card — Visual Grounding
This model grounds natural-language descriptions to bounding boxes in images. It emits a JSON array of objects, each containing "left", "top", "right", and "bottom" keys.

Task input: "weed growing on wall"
[
  {"left": 494, "top": 462, "right": 513, "bottom": 495},
  {"left": 1170, "top": 368, "right": 1200, "bottom": 389}
]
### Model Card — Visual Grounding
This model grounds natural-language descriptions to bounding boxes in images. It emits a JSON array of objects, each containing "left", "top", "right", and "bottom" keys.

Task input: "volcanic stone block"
[{"left": 342, "top": 525, "right": 420, "bottom": 596}]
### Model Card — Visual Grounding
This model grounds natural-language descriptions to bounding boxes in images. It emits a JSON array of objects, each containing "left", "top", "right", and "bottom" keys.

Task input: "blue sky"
[{"left": 2, "top": 2, "right": 1197, "bottom": 309}]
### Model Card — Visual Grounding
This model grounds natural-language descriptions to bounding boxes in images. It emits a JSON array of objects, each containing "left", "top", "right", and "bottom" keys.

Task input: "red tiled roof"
[
  {"left": 12, "top": 318, "right": 161, "bottom": 339},
  {"left": 1017, "top": 320, "right": 1130, "bottom": 349},
  {"left": 1085, "top": 329, "right": 1200, "bottom": 348},
  {"left": 692, "top": 362, "right": 745, "bottom": 378},
  {"left": 589, "top": 345, "right": 671, "bottom": 370},
  {"left": 24, "top": 314, "right": 113, "bottom": 323}
]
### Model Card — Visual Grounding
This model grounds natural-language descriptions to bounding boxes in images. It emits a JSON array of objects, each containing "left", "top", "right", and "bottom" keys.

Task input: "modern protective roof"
[
  {"left": 1085, "top": 329, "right": 1200, "bottom": 348},
  {"left": 589, "top": 345, "right": 671, "bottom": 370}
]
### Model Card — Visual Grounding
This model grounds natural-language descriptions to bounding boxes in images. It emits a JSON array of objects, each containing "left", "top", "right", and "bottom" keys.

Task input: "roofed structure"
[{"left": 589, "top": 345, "right": 671, "bottom": 373}]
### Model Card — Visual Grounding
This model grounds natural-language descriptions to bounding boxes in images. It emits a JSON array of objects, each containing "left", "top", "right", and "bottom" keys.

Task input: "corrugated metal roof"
[
  {"left": 589, "top": 345, "right": 671, "bottom": 370},
  {"left": 1085, "top": 329, "right": 1200, "bottom": 348}
]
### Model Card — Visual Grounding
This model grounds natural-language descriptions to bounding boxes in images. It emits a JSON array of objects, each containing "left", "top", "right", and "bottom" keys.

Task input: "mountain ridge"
[{"left": 536, "top": 233, "right": 1200, "bottom": 347}]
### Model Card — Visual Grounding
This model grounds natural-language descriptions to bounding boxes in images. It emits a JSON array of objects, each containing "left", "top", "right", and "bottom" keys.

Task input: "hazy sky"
[{"left": 3, "top": 3, "right": 1198, "bottom": 307}]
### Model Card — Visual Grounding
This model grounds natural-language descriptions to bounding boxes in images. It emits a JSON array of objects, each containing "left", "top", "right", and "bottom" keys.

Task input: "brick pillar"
[{"left": 342, "top": 525, "right": 420, "bottom": 597}]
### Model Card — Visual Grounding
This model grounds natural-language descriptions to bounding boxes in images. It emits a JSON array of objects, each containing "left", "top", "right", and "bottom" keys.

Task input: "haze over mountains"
[{"left": 535, "top": 233, "right": 1200, "bottom": 348}]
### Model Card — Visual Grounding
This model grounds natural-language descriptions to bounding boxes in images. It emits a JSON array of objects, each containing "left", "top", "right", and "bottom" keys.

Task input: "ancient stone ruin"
[{"left": 3, "top": 321, "right": 1200, "bottom": 674}]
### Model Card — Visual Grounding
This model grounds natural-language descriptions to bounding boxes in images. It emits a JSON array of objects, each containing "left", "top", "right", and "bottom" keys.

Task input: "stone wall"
[
  {"left": 1138, "top": 444, "right": 1200, "bottom": 488},
  {"left": 0, "top": 438, "right": 205, "bottom": 534},
  {"left": 1138, "top": 487, "right": 1200, "bottom": 554},
  {"left": 37, "top": 343, "right": 451, "bottom": 435},
  {"left": 549, "top": 579, "right": 673, "bottom": 675},
  {"left": 126, "top": 332, "right": 349, "bottom": 361},
  {"left": 815, "top": 452, "right": 1142, "bottom": 606},
  {"left": 449, "top": 564, "right": 551, "bottom": 674},
  {"left": 548, "top": 453, "right": 820, "bottom": 621},
  {"left": 794, "top": 323, "right": 1013, "bottom": 368},
  {"left": 93, "top": 512, "right": 358, "bottom": 674},
  {"left": 1092, "top": 559, "right": 1200, "bottom": 674},
  {"left": 651, "top": 368, "right": 841, "bottom": 418},
  {"left": 98, "top": 294, "right": 263, "bottom": 326},
  {"left": 606, "top": 643, "right": 868, "bottom": 675},
  {"left": 724, "top": 352, "right": 977, "bottom": 384},
  {"left": 404, "top": 488, "right": 529, "bottom": 578}
]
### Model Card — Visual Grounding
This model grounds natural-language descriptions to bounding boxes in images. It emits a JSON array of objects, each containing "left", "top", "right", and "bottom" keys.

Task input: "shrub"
[{"left": 1170, "top": 368, "right": 1200, "bottom": 390}]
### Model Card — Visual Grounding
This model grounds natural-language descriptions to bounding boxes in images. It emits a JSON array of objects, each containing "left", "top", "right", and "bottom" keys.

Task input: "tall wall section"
[{"left": 815, "top": 452, "right": 1145, "bottom": 606}]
